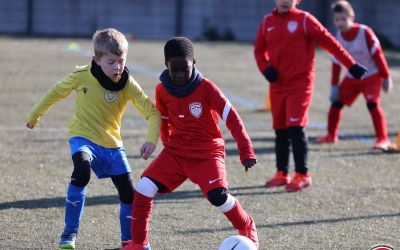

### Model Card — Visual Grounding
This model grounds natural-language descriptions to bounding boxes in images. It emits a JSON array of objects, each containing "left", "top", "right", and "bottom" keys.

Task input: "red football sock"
[
  {"left": 369, "top": 105, "right": 388, "bottom": 141},
  {"left": 327, "top": 106, "right": 342, "bottom": 138},
  {"left": 223, "top": 199, "right": 249, "bottom": 230},
  {"left": 131, "top": 191, "right": 153, "bottom": 245}
]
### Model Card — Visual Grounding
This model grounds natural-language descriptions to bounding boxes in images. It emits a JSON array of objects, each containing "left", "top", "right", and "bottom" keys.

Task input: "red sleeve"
[
  {"left": 365, "top": 27, "right": 390, "bottom": 79},
  {"left": 254, "top": 15, "right": 269, "bottom": 74},
  {"left": 155, "top": 85, "right": 171, "bottom": 145},
  {"left": 305, "top": 13, "right": 355, "bottom": 69},
  {"left": 206, "top": 82, "right": 256, "bottom": 163},
  {"left": 331, "top": 59, "right": 342, "bottom": 85}
]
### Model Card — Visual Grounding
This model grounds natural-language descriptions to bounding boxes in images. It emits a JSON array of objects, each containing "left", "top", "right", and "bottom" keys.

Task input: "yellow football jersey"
[{"left": 27, "top": 65, "right": 160, "bottom": 148}]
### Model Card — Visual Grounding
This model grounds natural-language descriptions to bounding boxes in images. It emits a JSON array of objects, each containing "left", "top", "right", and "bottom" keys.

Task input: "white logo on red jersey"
[
  {"left": 189, "top": 102, "right": 202, "bottom": 118},
  {"left": 208, "top": 178, "right": 222, "bottom": 184},
  {"left": 267, "top": 26, "right": 275, "bottom": 32},
  {"left": 288, "top": 21, "right": 298, "bottom": 33}
]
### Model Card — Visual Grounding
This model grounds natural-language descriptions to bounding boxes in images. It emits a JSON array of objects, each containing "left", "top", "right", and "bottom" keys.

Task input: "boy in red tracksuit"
[
  {"left": 123, "top": 37, "right": 259, "bottom": 250},
  {"left": 316, "top": 0, "right": 393, "bottom": 150},
  {"left": 254, "top": 0, "right": 367, "bottom": 192}
]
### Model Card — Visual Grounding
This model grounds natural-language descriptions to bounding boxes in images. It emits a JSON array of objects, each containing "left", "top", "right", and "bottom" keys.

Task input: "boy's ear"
[
  {"left": 93, "top": 56, "right": 100, "bottom": 63},
  {"left": 164, "top": 59, "right": 168, "bottom": 68},
  {"left": 193, "top": 58, "right": 197, "bottom": 65}
]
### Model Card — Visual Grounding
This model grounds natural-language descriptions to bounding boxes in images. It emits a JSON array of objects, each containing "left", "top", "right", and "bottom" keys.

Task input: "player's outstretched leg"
[
  {"left": 368, "top": 102, "right": 391, "bottom": 149},
  {"left": 208, "top": 188, "right": 259, "bottom": 248},
  {"left": 316, "top": 103, "right": 343, "bottom": 144},
  {"left": 111, "top": 173, "right": 135, "bottom": 246},
  {"left": 266, "top": 129, "right": 290, "bottom": 188},
  {"left": 286, "top": 126, "right": 312, "bottom": 192},
  {"left": 121, "top": 177, "right": 156, "bottom": 250},
  {"left": 60, "top": 152, "right": 91, "bottom": 249},
  {"left": 60, "top": 184, "right": 86, "bottom": 249}
]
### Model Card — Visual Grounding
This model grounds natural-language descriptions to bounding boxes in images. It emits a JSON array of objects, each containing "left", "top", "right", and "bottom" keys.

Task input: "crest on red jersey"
[
  {"left": 288, "top": 21, "right": 298, "bottom": 33},
  {"left": 189, "top": 102, "right": 202, "bottom": 118}
]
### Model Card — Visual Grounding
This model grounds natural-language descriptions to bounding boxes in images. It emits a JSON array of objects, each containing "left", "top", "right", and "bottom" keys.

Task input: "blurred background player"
[
  {"left": 26, "top": 28, "right": 161, "bottom": 249},
  {"left": 316, "top": 0, "right": 393, "bottom": 150},
  {"left": 123, "top": 37, "right": 258, "bottom": 250},
  {"left": 254, "top": 0, "right": 367, "bottom": 192}
]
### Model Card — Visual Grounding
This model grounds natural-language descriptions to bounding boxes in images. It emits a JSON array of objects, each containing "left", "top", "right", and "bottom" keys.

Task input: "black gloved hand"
[
  {"left": 263, "top": 66, "right": 278, "bottom": 83},
  {"left": 242, "top": 158, "right": 257, "bottom": 172},
  {"left": 349, "top": 63, "right": 368, "bottom": 79}
]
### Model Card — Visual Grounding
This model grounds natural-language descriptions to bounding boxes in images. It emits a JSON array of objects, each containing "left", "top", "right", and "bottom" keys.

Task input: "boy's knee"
[
  {"left": 367, "top": 102, "right": 377, "bottom": 110},
  {"left": 135, "top": 177, "right": 159, "bottom": 198},
  {"left": 275, "top": 129, "right": 289, "bottom": 138},
  {"left": 331, "top": 101, "right": 344, "bottom": 109},
  {"left": 112, "top": 173, "right": 134, "bottom": 204},
  {"left": 207, "top": 187, "right": 228, "bottom": 207},
  {"left": 288, "top": 126, "right": 306, "bottom": 138},
  {"left": 71, "top": 152, "right": 91, "bottom": 187}
]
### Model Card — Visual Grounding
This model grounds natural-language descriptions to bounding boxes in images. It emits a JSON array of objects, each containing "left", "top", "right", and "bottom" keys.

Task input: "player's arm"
[
  {"left": 155, "top": 85, "right": 171, "bottom": 145},
  {"left": 128, "top": 79, "right": 161, "bottom": 159},
  {"left": 306, "top": 14, "right": 366, "bottom": 79},
  {"left": 365, "top": 27, "right": 390, "bottom": 79},
  {"left": 254, "top": 16, "right": 269, "bottom": 74},
  {"left": 207, "top": 83, "right": 257, "bottom": 171},
  {"left": 329, "top": 57, "right": 342, "bottom": 102},
  {"left": 26, "top": 71, "right": 77, "bottom": 129},
  {"left": 365, "top": 27, "right": 393, "bottom": 92},
  {"left": 254, "top": 16, "right": 278, "bottom": 83}
]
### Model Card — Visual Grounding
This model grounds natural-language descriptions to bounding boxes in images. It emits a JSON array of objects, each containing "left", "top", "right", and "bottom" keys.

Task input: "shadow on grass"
[
  {"left": 309, "top": 131, "right": 398, "bottom": 143},
  {"left": 0, "top": 185, "right": 282, "bottom": 210},
  {"left": 178, "top": 212, "right": 400, "bottom": 234},
  {"left": 225, "top": 146, "right": 275, "bottom": 156}
]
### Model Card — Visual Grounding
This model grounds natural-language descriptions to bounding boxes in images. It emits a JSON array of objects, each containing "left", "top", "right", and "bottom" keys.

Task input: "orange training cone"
[{"left": 255, "top": 91, "right": 271, "bottom": 112}]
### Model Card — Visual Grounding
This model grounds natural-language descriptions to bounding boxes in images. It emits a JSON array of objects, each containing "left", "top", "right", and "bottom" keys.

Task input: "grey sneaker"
[{"left": 59, "top": 231, "right": 77, "bottom": 249}]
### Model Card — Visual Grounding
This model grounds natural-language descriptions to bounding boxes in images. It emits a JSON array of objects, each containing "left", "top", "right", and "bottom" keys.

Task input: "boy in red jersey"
[
  {"left": 122, "top": 37, "right": 259, "bottom": 250},
  {"left": 254, "top": 0, "right": 367, "bottom": 192},
  {"left": 316, "top": 0, "right": 393, "bottom": 150}
]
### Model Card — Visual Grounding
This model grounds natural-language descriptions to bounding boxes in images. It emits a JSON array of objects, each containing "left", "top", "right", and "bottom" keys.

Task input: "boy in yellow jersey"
[{"left": 26, "top": 28, "right": 161, "bottom": 249}]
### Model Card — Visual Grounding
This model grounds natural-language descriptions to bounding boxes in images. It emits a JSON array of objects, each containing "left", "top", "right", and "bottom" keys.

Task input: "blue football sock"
[
  {"left": 64, "top": 184, "right": 86, "bottom": 233},
  {"left": 120, "top": 202, "right": 132, "bottom": 241}
]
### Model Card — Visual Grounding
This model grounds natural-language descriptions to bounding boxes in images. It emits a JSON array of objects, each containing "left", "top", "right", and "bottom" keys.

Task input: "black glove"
[
  {"left": 242, "top": 158, "right": 257, "bottom": 172},
  {"left": 263, "top": 66, "right": 278, "bottom": 83},
  {"left": 349, "top": 63, "right": 367, "bottom": 79}
]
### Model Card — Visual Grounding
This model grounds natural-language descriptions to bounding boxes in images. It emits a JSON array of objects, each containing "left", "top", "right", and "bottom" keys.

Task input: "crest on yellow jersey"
[{"left": 104, "top": 90, "right": 117, "bottom": 103}]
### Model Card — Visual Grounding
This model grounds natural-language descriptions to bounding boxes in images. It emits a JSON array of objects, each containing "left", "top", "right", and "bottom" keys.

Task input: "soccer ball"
[{"left": 219, "top": 235, "right": 257, "bottom": 250}]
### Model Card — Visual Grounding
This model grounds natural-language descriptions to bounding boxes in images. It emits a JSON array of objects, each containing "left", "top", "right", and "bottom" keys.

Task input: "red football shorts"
[
  {"left": 339, "top": 73, "right": 381, "bottom": 106},
  {"left": 142, "top": 149, "right": 228, "bottom": 197},
  {"left": 270, "top": 87, "right": 312, "bottom": 130}
]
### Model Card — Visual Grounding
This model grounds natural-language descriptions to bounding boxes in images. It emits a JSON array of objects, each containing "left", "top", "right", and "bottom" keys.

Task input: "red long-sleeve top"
[
  {"left": 254, "top": 7, "right": 355, "bottom": 91},
  {"left": 331, "top": 23, "right": 390, "bottom": 85},
  {"left": 155, "top": 78, "right": 256, "bottom": 163}
]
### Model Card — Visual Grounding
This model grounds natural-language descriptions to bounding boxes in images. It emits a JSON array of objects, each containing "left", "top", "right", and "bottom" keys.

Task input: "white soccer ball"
[{"left": 219, "top": 235, "right": 257, "bottom": 250}]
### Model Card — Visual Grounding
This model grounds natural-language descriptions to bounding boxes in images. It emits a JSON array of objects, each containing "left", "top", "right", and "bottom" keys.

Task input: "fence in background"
[{"left": 0, "top": 0, "right": 399, "bottom": 48}]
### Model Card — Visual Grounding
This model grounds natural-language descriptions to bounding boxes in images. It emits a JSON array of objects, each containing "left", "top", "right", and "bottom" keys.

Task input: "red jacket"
[
  {"left": 155, "top": 78, "right": 256, "bottom": 163},
  {"left": 254, "top": 8, "right": 356, "bottom": 91},
  {"left": 331, "top": 23, "right": 390, "bottom": 85}
]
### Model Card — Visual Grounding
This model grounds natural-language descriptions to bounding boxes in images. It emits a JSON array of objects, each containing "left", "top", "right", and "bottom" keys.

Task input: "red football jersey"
[
  {"left": 254, "top": 7, "right": 355, "bottom": 91},
  {"left": 331, "top": 23, "right": 390, "bottom": 85},
  {"left": 155, "top": 78, "right": 256, "bottom": 163}
]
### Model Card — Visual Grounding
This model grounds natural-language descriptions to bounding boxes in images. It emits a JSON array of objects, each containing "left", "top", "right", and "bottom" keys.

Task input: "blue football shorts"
[{"left": 69, "top": 136, "right": 131, "bottom": 179}]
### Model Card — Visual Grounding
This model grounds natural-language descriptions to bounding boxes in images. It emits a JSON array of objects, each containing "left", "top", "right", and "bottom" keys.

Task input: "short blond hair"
[
  {"left": 331, "top": 0, "right": 355, "bottom": 18},
  {"left": 93, "top": 28, "right": 128, "bottom": 58}
]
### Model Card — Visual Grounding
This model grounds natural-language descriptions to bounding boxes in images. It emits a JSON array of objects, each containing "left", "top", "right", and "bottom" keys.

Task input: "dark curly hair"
[{"left": 164, "top": 37, "right": 194, "bottom": 61}]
